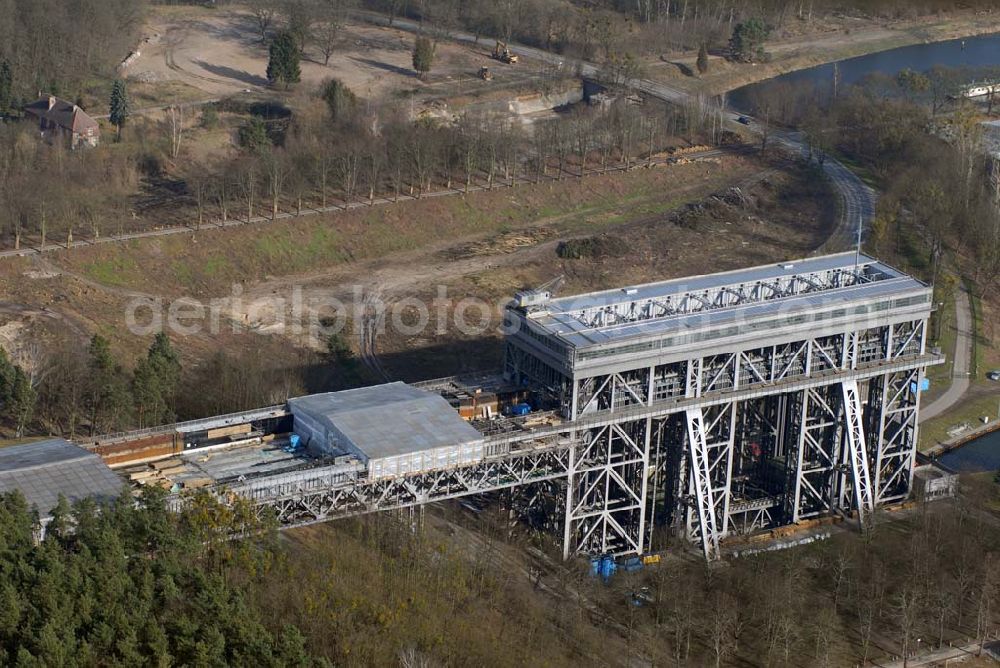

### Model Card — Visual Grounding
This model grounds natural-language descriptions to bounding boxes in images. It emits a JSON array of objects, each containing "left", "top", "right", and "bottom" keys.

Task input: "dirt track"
[{"left": 131, "top": 6, "right": 520, "bottom": 100}]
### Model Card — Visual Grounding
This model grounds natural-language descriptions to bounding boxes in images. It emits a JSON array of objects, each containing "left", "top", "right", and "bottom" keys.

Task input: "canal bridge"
[{"left": 84, "top": 252, "right": 940, "bottom": 561}]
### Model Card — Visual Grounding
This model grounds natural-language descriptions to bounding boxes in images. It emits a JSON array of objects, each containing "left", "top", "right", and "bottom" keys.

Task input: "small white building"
[
  {"left": 912, "top": 464, "right": 958, "bottom": 502},
  {"left": 288, "top": 382, "right": 485, "bottom": 480}
]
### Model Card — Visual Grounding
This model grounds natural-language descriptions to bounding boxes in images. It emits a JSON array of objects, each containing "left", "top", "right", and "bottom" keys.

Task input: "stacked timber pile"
[
  {"left": 128, "top": 459, "right": 213, "bottom": 492},
  {"left": 672, "top": 145, "right": 713, "bottom": 155}
]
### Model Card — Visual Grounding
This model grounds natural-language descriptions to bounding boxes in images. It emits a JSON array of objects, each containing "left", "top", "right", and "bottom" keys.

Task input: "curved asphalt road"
[{"left": 920, "top": 287, "right": 973, "bottom": 423}]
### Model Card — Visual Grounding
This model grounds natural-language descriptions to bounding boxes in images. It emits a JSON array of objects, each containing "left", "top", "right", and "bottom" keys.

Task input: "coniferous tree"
[
  {"left": 0, "top": 348, "right": 35, "bottom": 437},
  {"left": 108, "top": 79, "right": 130, "bottom": 140},
  {"left": 729, "top": 18, "right": 770, "bottom": 63},
  {"left": 87, "top": 335, "right": 130, "bottom": 435},
  {"left": 266, "top": 31, "right": 301, "bottom": 89},
  {"left": 412, "top": 36, "right": 435, "bottom": 77},
  {"left": 131, "top": 333, "right": 181, "bottom": 428},
  {"left": 697, "top": 43, "right": 709, "bottom": 74}
]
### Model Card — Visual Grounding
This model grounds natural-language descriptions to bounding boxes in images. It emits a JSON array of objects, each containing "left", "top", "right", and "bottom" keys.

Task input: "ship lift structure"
[{"left": 83, "top": 253, "right": 941, "bottom": 562}]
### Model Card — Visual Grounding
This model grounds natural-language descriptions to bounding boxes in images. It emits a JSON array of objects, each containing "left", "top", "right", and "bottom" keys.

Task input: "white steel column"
[
  {"left": 841, "top": 379, "right": 874, "bottom": 526},
  {"left": 686, "top": 409, "right": 719, "bottom": 560},
  {"left": 684, "top": 403, "right": 736, "bottom": 561}
]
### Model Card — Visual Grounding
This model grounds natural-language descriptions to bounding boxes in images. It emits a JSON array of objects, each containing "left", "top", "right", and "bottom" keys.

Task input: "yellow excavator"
[{"left": 492, "top": 41, "right": 518, "bottom": 64}]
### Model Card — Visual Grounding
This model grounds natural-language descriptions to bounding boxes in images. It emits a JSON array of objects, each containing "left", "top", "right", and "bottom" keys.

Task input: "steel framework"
[{"left": 152, "top": 255, "right": 940, "bottom": 562}]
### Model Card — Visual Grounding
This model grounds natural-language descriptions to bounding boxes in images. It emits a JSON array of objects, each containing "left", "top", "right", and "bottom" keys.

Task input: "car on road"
[
  {"left": 737, "top": 116, "right": 751, "bottom": 125},
  {"left": 987, "top": 370, "right": 1000, "bottom": 381}
]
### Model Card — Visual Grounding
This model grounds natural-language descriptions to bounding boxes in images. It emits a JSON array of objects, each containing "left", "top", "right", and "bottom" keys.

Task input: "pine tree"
[
  {"left": 0, "top": 60, "right": 12, "bottom": 115},
  {"left": 729, "top": 18, "right": 770, "bottom": 64},
  {"left": 697, "top": 44, "right": 710, "bottom": 75},
  {"left": 412, "top": 36, "right": 435, "bottom": 77},
  {"left": 0, "top": 348, "right": 35, "bottom": 437},
  {"left": 132, "top": 358, "right": 163, "bottom": 429},
  {"left": 87, "top": 335, "right": 130, "bottom": 434},
  {"left": 320, "top": 78, "right": 357, "bottom": 122},
  {"left": 8, "top": 366, "right": 35, "bottom": 438},
  {"left": 131, "top": 333, "right": 181, "bottom": 428},
  {"left": 148, "top": 332, "right": 181, "bottom": 396},
  {"left": 108, "top": 79, "right": 130, "bottom": 140},
  {"left": 266, "top": 31, "right": 301, "bottom": 89}
]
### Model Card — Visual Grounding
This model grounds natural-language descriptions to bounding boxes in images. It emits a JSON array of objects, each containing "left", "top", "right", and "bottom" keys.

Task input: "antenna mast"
[{"left": 855, "top": 215, "right": 862, "bottom": 268}]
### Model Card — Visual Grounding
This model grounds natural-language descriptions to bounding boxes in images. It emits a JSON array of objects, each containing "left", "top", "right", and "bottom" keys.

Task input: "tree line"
[
  {"left": 5, "top": 460, "right": 994, "bottom": 666},
  {"left": 743, "top": 65, "right": 1000, "bottom": 289},
  {"left": 641, "top": 490, "right": 1000, "bottom": 665},
  {"left": 0, "top": 486, "right": 321, "bottom": 666},
  {"left": 0, "top": 73, "right": 725, "bottom": 250},
  {"left": 358, "top": 0, "right": 998, "bottom": 58}
]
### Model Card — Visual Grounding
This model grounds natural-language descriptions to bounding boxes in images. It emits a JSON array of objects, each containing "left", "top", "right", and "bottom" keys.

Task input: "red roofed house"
[{"left": 24, "top": 95, "right": 100, "bottom": 149}]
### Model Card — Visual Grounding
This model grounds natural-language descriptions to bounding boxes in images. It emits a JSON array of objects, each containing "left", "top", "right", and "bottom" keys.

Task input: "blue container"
[
  {"left": 623, "top": 557, "right": 643, "bottom": 573},
  {"left": 590, "top": 558, "right": 601, "bottom": 577},
  {"left": 289, "top": 434, "right": 301, "bottom": 449},
  {"left": 600, "top": 556, "right": 617, "bottom": 579},
  {"left": 511, "top": 403, "right": 532, "bottom": 416}
]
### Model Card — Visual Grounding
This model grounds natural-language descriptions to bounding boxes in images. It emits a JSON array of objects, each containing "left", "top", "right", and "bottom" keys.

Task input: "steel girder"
[
  {"left": 867, "top": 368, "right": 921, "bottom": 504},
  {"left": 789, "top": 385, "right": 845, "bottom": 521},
  {"left": 564, "top": 264, "right": 887, "bottom": 328},
  {"left": 727, "top": 496, "right": 781, "bottom": 535},
  {"left": 563, "top": 420, "right": 650, "bottom": 559},
  {"left": 684, "top": 403, "right": 736, "bottom": 561},
  {"left": 251, "top": 444, "right": 572, "bottom": 526},
  {"left": 576, "top": 370, "right": 650, "bottom": 416}
]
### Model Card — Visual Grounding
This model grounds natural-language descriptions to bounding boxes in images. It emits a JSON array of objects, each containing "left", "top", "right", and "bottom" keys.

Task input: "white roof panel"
[
  {"left": 0, "top": 439, "right": 123, "bottom": 518},
  {"left": 289, "top": 383, "right": 482, "bottom": 462}
]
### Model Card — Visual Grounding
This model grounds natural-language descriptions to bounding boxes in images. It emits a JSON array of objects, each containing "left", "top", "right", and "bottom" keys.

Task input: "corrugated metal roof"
[
  {"left": 0, "top": 439, "right": 123, "bottom": 518},
  {"left": 538, "top": 278, "right": 928, "bottom": 349},
  {"left": 521, "top": 253, "right": 930, "bottom": 349},
  {"left": 289, "top": 383, "right": 482, "bottom": 462}
]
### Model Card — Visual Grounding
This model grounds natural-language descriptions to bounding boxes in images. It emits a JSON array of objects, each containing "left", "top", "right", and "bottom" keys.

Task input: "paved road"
[
  {"left": 362, "top": 12, "right": 877, "bottom": 249},
  {"left": 875, "top": 638, "right": 998, "bottom": 667},
  {"left": 920, "top": 287, "right": 973, "bottom": 423}
]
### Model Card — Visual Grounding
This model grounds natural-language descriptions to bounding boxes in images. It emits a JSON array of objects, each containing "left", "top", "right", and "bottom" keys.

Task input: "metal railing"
[{"left": 87, "top": 404, "right": 289, "bottom": 447}]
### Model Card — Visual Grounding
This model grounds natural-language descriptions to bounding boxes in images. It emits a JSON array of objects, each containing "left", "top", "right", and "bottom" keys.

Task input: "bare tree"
[
  {"left": 249, "top": 0, "right": 280, "bottom": 42},
  {"left": 709, "top": 591, "right": 737, "bottom": 668},
  {"left": 212, "top": 168, "right": 231, "bottom": 223},
  {"left": 894, "top": 585, "right": 921, "bottom": 668},
  {"left": 976, "top": 556, "right": 1000, "bottom": 657},
  {"left": 168, "top": 105, "right": 184, "bottom": 159},
  {"left": 186, "top": 165, "right": 210, "bottom": 230},
  {"left": 237, "top": 160, "right": 258, "bottom": 222},
  {"left": 312, "top": 0, "right": 352, "bottom": 66},
  {"left": 264, "top": 152, "right": 288, "bottom": 219},
  {"left": 365, "top": 141, "right": 385, "bottom": 205}
]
